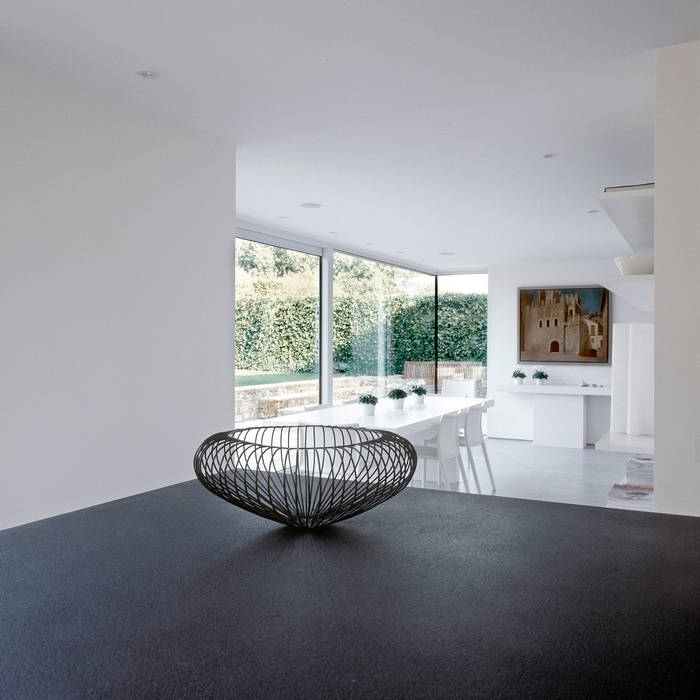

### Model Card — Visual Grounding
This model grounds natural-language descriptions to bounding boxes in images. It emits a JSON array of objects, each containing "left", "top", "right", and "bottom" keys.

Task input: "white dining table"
[{"left": 256, "top": 395, "right": 486, "bottom": 438}]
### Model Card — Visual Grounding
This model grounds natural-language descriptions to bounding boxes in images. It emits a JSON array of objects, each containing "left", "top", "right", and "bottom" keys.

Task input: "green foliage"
[
  {"left": 387, "top": 388, "right": 408, "bottom": 400},
  {"left": 271, "top": 247, "right": 312, "bottom": 275},
  {"left": 512, "top": 368, "right": 526, "bottom": 379},
  {"left": 437, "top": 293, "right": 488, "bottom": 365},
  {"left": 234, "top": 296, "right": 320, "bottom": 373},
  {"left": 333, "top": 255, "right": 377, "bottom": 283},
  {"left": 236, "top": 239, "right": 315, "bottom": 277},
  {"left": 236, "top": 241, "right": 268, "bottom": 274},
  {"left": 388, "top": 295, "right": 437, "bottom": 374},
  {"left": 359, "top": 394, "right": 378, "bottom": 405},
  {"left": 332, "top": 295, "right": 387, "bottom": 374},
  {"left": 235, "top": 292, "right": 487, "bottom": 374}
]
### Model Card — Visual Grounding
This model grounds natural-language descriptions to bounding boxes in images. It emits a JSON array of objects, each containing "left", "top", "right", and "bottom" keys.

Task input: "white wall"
[
  {"left": 0, "top": 59, "right": 235, "bottom": 530},
  {"left": 654, "top": 41, "right": 700, "bottom": 517},
  {"left": 487, "top": 259, "right": 653, "bottom": 442}
]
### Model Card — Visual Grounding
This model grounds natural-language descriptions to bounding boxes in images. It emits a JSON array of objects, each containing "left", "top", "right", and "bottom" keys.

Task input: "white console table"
[{"left": 496, "top": 384, "right": 611, "bottom": 449}]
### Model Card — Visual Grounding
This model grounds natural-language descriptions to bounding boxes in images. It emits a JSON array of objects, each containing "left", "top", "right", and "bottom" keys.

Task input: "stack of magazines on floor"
[{"left": 607, "top": 454, "right": 654, "bottom": 511}]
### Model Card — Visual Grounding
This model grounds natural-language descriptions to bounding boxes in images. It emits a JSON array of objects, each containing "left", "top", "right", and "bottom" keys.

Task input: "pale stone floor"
[{"left": 409, "top": 438, "right": 635, "bottom": 509}]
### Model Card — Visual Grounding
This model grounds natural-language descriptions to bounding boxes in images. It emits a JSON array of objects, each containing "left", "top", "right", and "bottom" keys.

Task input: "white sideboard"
[{"left": 496, "top": 384, "right": 611, "bottom": 449}]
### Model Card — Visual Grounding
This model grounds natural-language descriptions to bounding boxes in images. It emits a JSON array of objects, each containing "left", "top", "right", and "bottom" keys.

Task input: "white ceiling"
[{"left": 2, "top": 1, "right": 699, "bottom": 272}]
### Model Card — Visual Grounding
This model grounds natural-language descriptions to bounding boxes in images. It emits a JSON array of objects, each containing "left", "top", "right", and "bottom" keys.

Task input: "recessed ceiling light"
[
  {"left": 394, "top": 251, "right": 405, "bottom": 255},
  {"left": 136, "top": 70, "right": 159, "bottom": 79},
  {"left": 299, "top": 202, "right": 322, "bottom": 208},
  {"left": 365, "top": 242, "right": 374, "bottom": 246},
  {"left": 277, "top": 216, "right": 288, "bottom": 219},
  {"left": 328, "top": 231, "right": 340, "bottom": 235},
  {"left": 542, "top": 152, "right": 558, "bottom": 159},
  {"left": 439, "top": 252, "right": 455, "bottom": 256},
  {"left": 586, "top": 209, "right": 599, "bottom": 214}
]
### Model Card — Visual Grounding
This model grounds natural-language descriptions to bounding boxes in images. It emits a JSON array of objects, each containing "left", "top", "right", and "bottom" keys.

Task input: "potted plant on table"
[
  {"left": 408, "top": 380, "right": 428, "bottom": 405},
  {"left": 358, "top": 393, "right": 378, "bottom": 416},
  {"left": 387, "top": 385, "right": 408, "bottom": 410},
  {"left": 532, "top": 367, "right": 549, "bottom": 386},
  {"left": 512, "top": 368, "right": 526, "bottom": 385}
]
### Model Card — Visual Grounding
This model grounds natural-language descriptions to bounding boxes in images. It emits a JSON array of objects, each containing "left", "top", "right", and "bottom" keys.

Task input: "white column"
[
  {"left": 654, "top": 40, "right": 700, "bottom": 516},
  {"left": 609, "top": 323, "right": 654, "bottom": 436},
  {"left": 627, "top": 324, "right": 654, "bottom": 436},
  {"left": 609, "top": 324, "right": 630, "bottom": 434},
  {"left": 320, "top": 248, "right": 334, "bottom": 406}
]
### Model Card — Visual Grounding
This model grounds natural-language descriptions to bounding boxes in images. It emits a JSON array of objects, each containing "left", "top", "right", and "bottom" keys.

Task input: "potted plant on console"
[
  {"left": 358, "top": 393, "right": 378, "bottom": 416},
  {"left": 387, "top": 385, "right": 408, "bottom": 410},
  {"left": 512, "top": 368, "right": 526, "bottom": 385},
  {"left": 408, "top": 380, "right": 428, "bottom": 405},
  {"left": 532, "top": 367, "right": 549, "bottom": 386}
]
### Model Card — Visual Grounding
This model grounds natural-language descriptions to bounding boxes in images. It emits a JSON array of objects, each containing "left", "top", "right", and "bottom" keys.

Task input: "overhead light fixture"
[
  {"left": 586, "top": 209, "right": 599, "bottom": 214},
  {"left": 299, "top": 202, "right": 322, "bottom": 208},
  {"left": 136, "top": 70, "right": 159, "bottom": 79},
  {"left": 365, "top": 242, "right": 374, "bottom": 246},
  {"left": 439, "top": 252, "right": 455, "bottom": 256},
  {"left": 394, "top": 251, "right": 405, "bottom": 255},
  {"left": 542, "top": 152, "right": 558, "bottom": 159},
  {"left": 328, "top": 231, "right": 340, "bottom": 235},
  {"left": 277, "top": 216, "right": 288, "bottom": 219}
]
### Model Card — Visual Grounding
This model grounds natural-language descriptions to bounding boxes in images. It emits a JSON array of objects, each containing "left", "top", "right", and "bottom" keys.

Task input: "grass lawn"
[{"left": 235, "top": 372, "right": 317, "bottom": 387}]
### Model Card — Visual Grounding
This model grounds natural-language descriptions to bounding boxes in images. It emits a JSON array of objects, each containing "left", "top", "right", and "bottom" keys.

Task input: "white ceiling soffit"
[{"left": 1, "top": 1, "right": 699, "bottom": 271}]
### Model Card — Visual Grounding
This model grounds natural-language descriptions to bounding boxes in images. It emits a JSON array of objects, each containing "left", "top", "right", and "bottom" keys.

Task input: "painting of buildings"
[{"left": 519, "top": 287, "right": 609, "bottom": 363}]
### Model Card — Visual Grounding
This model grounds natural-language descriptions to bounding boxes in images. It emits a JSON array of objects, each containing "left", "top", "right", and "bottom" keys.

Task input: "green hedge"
[
  {"left": 234, "top": 296, "right": 320, "bottom": 374},
  {"left": 235, "top": 293, "right": 487, "bottom": 374},
  {"left": 437, "top": 293, "right": 488, "bottom": 365}
]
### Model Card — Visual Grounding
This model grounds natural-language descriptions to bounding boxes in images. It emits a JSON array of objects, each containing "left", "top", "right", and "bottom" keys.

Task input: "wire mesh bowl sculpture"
[{"left": 194, "top": 425, "right": 417, "bottom": 529}]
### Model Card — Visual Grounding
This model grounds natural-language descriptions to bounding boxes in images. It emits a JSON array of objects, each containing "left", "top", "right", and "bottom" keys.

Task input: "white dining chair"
[
  {"left": 460, "top": 402, "right": 496, "bottom": 492},
  {"left": 441, "top": 379, "right": 475, "bottom": 397},
  {"left": 413, "top": 411, "right": 469, "bottom": 492}
]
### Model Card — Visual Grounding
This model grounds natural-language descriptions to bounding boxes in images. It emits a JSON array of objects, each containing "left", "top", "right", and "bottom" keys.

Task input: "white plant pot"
[
  {"left": 535, "top": 378, "right": 545, "bottom": 385},
  {"left": 513, "top": 378, "right": 523, "bottom": 385},
  {"left": 414, "top": 394, "right": 425, "bottom": 405},
  {"left": 361, "top": 403, "right": 376, "bottom": 416},
  {"left": 391, "top": 398, "right": 405, "bottom": 410}
]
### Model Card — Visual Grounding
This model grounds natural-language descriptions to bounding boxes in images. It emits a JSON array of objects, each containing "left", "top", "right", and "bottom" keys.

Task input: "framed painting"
[{"left": 518, "top": 286, "right": 609, "bottom": 364}]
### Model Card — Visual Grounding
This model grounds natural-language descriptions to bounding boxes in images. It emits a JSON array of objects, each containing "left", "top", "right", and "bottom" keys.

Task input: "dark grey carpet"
[{"left": 1, "top": 481, "right": 700, "bottom": 699}]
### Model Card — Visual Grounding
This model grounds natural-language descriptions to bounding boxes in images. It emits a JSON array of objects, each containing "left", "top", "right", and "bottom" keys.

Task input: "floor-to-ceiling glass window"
[
  {"left": 234, "top": 238, "right": 320, "bottom": 422},
  {"left": 332, "top": 252, "right": 435, "bottom": 399},
  {"left": 437, "top": 273, "right": 488, "bottom": 395}
]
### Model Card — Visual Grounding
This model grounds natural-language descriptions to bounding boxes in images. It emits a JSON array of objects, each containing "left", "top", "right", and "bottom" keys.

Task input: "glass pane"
[
  {"left": 234, "top": 238, "right": 320, "bottom": 422},
  {"left": 332, "top": 252, "right": 435, "bottom": 401},
  {"left": 437, "top": 273, "right": 488, "bottom": 396}
]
